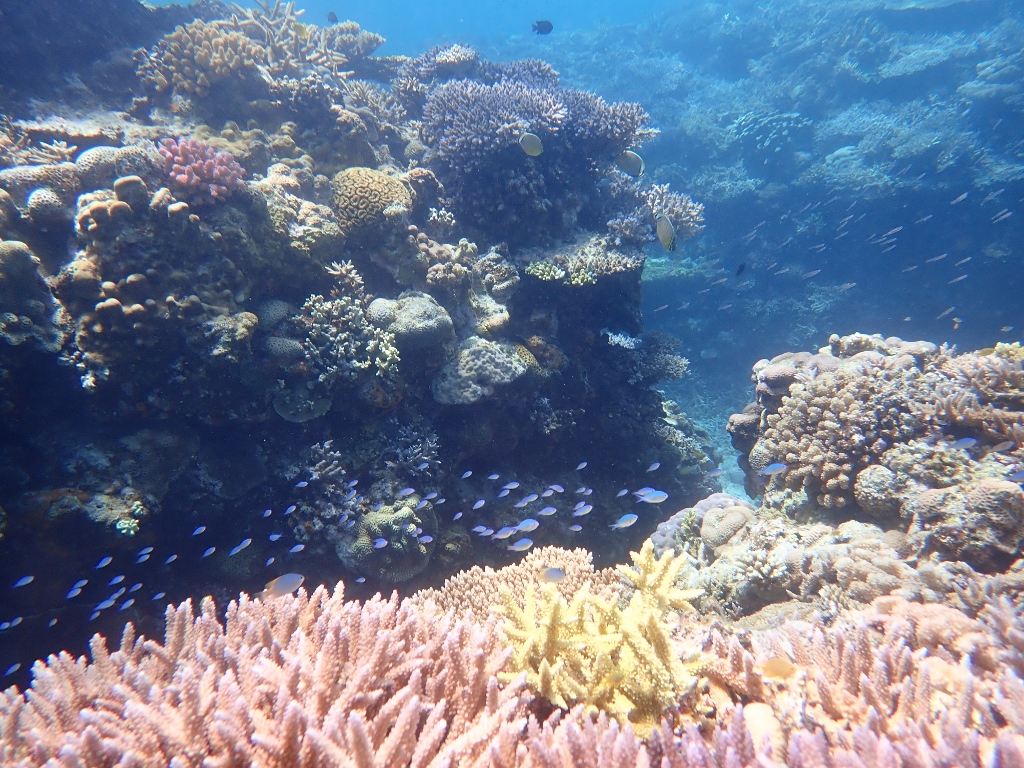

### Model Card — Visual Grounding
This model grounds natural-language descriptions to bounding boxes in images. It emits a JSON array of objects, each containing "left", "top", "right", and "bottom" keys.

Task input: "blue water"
[{"left": 1, "top": 0, "right": 1022, "bottom": 692}]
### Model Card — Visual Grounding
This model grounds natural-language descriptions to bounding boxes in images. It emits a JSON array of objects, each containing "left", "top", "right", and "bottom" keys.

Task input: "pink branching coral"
[{"left": 157, "top": 137, "right": 245, "bottom": 204}]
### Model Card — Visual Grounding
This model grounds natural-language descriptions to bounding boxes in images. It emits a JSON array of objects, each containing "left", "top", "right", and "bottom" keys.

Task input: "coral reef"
[{"left": 156, "top": 137, "right": 246, "bottom": 205}]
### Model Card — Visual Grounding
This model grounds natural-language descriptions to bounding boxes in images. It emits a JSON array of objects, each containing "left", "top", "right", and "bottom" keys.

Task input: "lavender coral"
[{"left": 157, "top": 137, "right": 246, "bottom": 205}]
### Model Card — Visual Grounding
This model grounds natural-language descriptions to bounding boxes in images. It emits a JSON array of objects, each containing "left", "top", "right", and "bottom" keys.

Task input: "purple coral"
[{"left": 157, "top": 137, "right": 245, "bottom": 205}]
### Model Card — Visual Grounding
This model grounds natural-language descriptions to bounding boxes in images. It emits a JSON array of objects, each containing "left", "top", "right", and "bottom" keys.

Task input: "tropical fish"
[
  {"left": 65, "top": 587, "right": 82, "bottom": 599},
  {"left": 259, "top": 573, "right": 304, "bottom": 600},
  {"left": 473, "top": 499, "right": 486, "bottom": 509},
  {"left": 515, "top": 494, "right": 539, "bottom": 507},
  {"left": 610, "top": 514, "right": 638, "bottom": 529},
  {"left": 269, "top": 534, "right": 282, "bottom": 541},
  {"left": 229, "top": 539, "right": 252, "bottom": 556},
  {"left": 462, "top": 470, "right": 473, "bottom": 478},
  {"left": 538, "top": 506, "right": 557, "bottom": 515},
  {"left": 516, "top": 518, "right": 540, "bottom": 532},
  {"left": 488, "top": 473, "right": 500, "bottom": 480},
  {"left": 504, "top": 481, "right": 521, "bottom": 490},
  {"left": 948, "top": 437, "right": 977, "bottom": 450},
  {"left": 138, "top": 547, "right": 153, "bottom": 555},
  {"left": 637, "top": 490, "right": 668, "bottom": 504},
  {"left": 991, "top": 441, "right": 1016, "bottom": 452},
  {"left": 519, "top": 132, "right": 543, "bottom": 157},
  {"left": 569, "top": 525, "right": 583, "bottom": 531},
  {"left": 572, "top": 505, "right": 593, "bottom": 517},
  {"left": 549, "top": 484, "right": 565, "bottom": 493},
  {"left": 541, "top": 489, "right": 554, "bottom": 497},
  {"left": 289, "top": 544, "right": 305, "bottom": 553},
  {"left": 576, "top": 461, "right": 588, "bottom": 470},
  {"left": 707, "top": 468, "right": 725, "bottom": 478},
  {"left": 498, "top": 489, "right": 511, "bottom": 498},
  {"left": 453, "top": 512, "right": 463, "bottom": 520},
  {"left": 129, "top": 583, "right": 142, "bottom": 593},
  {"left": 72, "top": 579, "right": 88, "bottom": 589},
  {"left": 472, "top": 526, "right": 487, "bottom": 533},
  {"left": 492, "top": 527, "right": 517, "bottom": 540},
  {"left": 646, "top": 462, "right": 660, "bottom": 472},
  {"left": 615, "top": 150, "right": 645, "bottom": 177},
  {"left": 397, "top": 488, "right": 415, "bottom": 498},
  {"left": 419, "top": 535, "right": 434, "bottom": 544},
  {"left": 415, "top": 500, "right": 429, "bottom": 510},
  {"left": 135, "top": 554, "right": 150, "bottom": 563},
  {"left": 165, "top": 554, "right": 178, "bottom": 564},
  {"left": 152, "top": 592, "right": 166, "bottom": 600},
  {"left": 327, "top": 11, "right": 339, "bottom": 23},
  {"left": 356, "top": 577, "right": 366, "bottom": 583},
  {"left": 202, "top": 547, "right": 216, "bottom": 558},
  {"left": 295, "top": 481, "right": 308, "bottom": 488},
  {"left": 540, "top": 567, "right": 566, "bottom": 582},
  {"left": 655, "top": 213, "right": 676, "bottom": 251},
  {"left": 758, "top": 463, "right": 787, "bottom": 476},
  {"left": 373, "top": 538, "right": 388, "bottom": 549},
  {"left": 424, "top": 492, "right": 438, "bottom": 500},
  {"left": 12, "top": 576, "right": 33, "bottom": 588},
  {"left": 108, "top": 575, "right": 125, "bottom": 585},
  {"left": 95, "top": 556, "right": 112, "bottom": 569},
  {"left": 616, "top": 489, "right": 629, "bottom": 497},
  {"left": 120, "top": 599, "right": 135, "bottom": 611},
  {"left": 532, "top": 19, "right": 553, "bottom": 34},
  {"left": 416, "top": 462, "right": 430, "bottom": 470},
  {"left": 292, "top": 22, "right": 309, "bottom": 40},
  {"left": 508, "top": 538, "right": 534, "bottom": 552}
]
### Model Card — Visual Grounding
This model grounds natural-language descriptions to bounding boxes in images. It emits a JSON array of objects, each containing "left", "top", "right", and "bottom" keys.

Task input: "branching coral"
[{"left": 157, "top": 137, "right": 246, "bottom": 205}]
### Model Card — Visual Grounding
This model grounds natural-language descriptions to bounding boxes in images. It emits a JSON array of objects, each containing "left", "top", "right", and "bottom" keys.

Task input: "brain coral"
[
  {"left": 0, "top": 240, "right": 66, "bottom": 351},
  {"left": 366, "top": 292, "right": 454, "bottom": 353},
  {"left": 330, "top": 167, "right": 411, "bottom": 241},
  {"left": 431, "top": 336, "right": 528, "bottom": 405},
  {"left": 334, "top": 500, "right": 437, "bottom": 582}
]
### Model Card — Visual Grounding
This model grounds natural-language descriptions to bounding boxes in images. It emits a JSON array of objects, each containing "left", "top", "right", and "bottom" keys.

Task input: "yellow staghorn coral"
[{"left": 497, "top": 543, "right": 704, "bottom": 736}]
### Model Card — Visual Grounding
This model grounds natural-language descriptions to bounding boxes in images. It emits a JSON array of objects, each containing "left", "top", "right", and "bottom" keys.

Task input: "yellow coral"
[
  {"left": 138, "top": 20, "right": 267, "bottom": 97},
  {"left": 497, "top": 542, "right": 704, "bottom": 736}
]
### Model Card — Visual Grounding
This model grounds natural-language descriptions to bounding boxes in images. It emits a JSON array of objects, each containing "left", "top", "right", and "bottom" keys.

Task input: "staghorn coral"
[
  {"left": 136, "top": 19, "right": 268, "bottom": 98},
  {"left": 498, "top": 541, "right": 704, "bottom": 736},
  {"left": 0, "top": 585, "right": 530, "bottom": 767}
]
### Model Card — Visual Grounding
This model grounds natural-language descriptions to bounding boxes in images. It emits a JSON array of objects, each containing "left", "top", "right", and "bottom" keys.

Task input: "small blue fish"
[
  {"left": 129, "top": 583, "right": 143, "bottom": 593},
  {"left": 120, "top": 599, "right": 135, "bottom": 611},
  {"left": 65, "top": 587, "right": 83, "bottom": 599},
  {"left": 610, "top": 514, "right": 638, "bottom": 529},
  {"left": 152, "top": 592, "right": 166, "bottom": 600},
  {"left": 576, "top": 487, "right": 587, "bottom": 494},
  {"left": 634, "top": 487, "right": 655, "bottom": 498},
  {"left": 136, "top": 554, "right": 150, "bottom": 563},
  {"left": 73, "top": 579, "right": 88, "bottom": 589},
  {"left": 263, "top": 509, "right": 272, "bottom": 517},
  {"left": 503, "top": 482, "right": 521, "bottom": 490},
  {"left": 758, "top": 463, "right": 787, "bottom": 476},
  {"left": 0, "top": 622, "right": 8, "bottom": 630},
  {"left": 488, "top": 473, "right": 500, "bottom": 480},
  {"left": 109, "top": 575, "right": 125, "bottom": 585},
  {"left": 516, "top": 518, "right": 540, "bottom": 532},
  {"left": 416, "top": 462, "right": 430, "bottom": 470},
  {"left": 707, "top": 468, "right": 725, "bottom": 478},
  {"left": 462, "top": 470, "right": 473, "bottom": 479},
  {"left": 345, "top": 519, "right": 356, "bottom": 529},
  {"left": 637, "top": 491, "right": 668, "bottom": 504},
  {"left": 373, "top": 503, "right": 384, "bottom": 511},
  {"left": 425, "top": 492, "right": 438, "bottom": 500},
  {"left": 295, "top": 481, "right": 308, "bottom": 488},
  {"left": 289, "top": 544, "right": 305, "bottom": 553},
  {"left": 549, "top": 484, "right": 565, "bottom": 493},
  {"left": 96, "top": 598, "right": 116, "bottom": 610},
  {"left": 472, "top": 525, "right": 487, "bottom": 533},
  {"left": 415, "top": 500, "right": 429, "bottom": 510},
  {"left": 356, "top": 577, "right": 366, "bottom": 583},
  {"left": 373, "top": 538, "right": 389, "bottom": 549},
  {"left": 9, "top": 617, "right": 21, "bottom": 627},
  {"left": 202, "top": 547, "right": 216, "bottom": 558},
  {"left": 453, "top": 512, "right": 463, "bottom": 520},
  {"left": 229, "top": 539, "right": 252, "bottom": 556},
  {"left": 397, "top": 488, "right": 415, "bottom": 498},
  {"left": 576, "top": 462, "right": 588, "bottom": 470},
  {"left": 266, "top": 558, "right": 275, "bottom": 566},
  {"left": 540, "top": 567, "right": 566, "bottom": 583},
  {"left": 347, "top": 479, "right": 359, "bottom": 488},
  {"left": 573, "top": 505, "right": 593, "bottom": 517},
  {"left": 616, "top": 489, "right": 629, "bottom": 497},
  {"left": 193, "top": 526, "right": 208, "bottom": 536},
  {"left": 949, "top": 438, "right": 977, "bottom": 450},
  {"left": 479, "top": 528, "right": 494, "bottom": 536},
  {"left": 435, "top": 498, "right": 446, "bottom": 504},
  {"left": 473, "top": 499, "right": 486, "bottom": 509},
  {"left": 285, "top": 505, "right": 297, "bottom": 514},
  {"left": 12, "top": 576, "right": 33, "bottom": 588},
  {"left": 508, "top": 538, "right": 533, "bottom": 552},
  {"left": 569, "top": 525, "right": 583, "bottom": 531},
  {"left": 47, "top": 618, "right": 58, "bottom": 627},
  {"left": 138, "top": 546, "right": 153, "bottom": 555},
  {"left": 498, "top": 489, "right": 511, "bottom": 498},
  {"left": 647, "top": 462, "right": 660, "bottom": 472},
  {"left": 4, "top": 663, "right": 21, "bottom": 676},
  {"left": 165, "top": 554, "right": 178, "bottom": 564},
  {"left": 541, "top": 489, "right": 554, "bottom": 497},
  {"left": 269, "top": 534, "right": 282, "bottom": 541},
  {"left": 575, "top": 500, "right": 587, "bottom": 510},
  {"left": 519, "top": 493, "right": 539, "bottom": 505},
  {"left": 89, "top": 612, "right": 100, "bottom": 621},
  {"left": 582, "top": 488, "right": 593, "bottom": 496},
  {"left": 492, "top": 527, "right": 517, "bottom": 540},
  {"left": 95, "top": 556, "right": 113, "bottom": 569},
  {"left": 419, "top": 535, "right": 434, "bottom": 544},
  {"left": 538, "top": 506, "right": 557, "bottom": 516}
]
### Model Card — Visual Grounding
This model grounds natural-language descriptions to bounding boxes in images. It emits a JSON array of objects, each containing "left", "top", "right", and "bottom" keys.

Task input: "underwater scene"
[{"left": 0, "top": 0, "right": 1023, "bottom": 763}]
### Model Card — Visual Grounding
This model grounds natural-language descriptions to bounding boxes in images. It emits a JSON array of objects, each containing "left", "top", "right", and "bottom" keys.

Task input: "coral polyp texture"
[{"left": 157, "top": 137, "right": 246, "bottom": 205}]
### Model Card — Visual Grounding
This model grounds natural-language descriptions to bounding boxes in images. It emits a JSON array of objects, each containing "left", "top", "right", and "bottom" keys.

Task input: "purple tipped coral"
[{"left": 157, "top": 137, "right": 245, "bottom": 205}]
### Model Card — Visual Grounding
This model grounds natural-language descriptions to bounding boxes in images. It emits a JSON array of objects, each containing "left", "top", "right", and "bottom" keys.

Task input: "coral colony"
[{"left": 0, "top": 0, "right": 1022, "bottom": 766}]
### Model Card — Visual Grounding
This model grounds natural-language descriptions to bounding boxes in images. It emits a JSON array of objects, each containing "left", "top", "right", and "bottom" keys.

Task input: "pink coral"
[{"left": 157, "top": 137, "right": 245, "bottom": 204}]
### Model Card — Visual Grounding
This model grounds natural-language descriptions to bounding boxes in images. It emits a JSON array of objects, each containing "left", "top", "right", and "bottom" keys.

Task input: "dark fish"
[
  {"left": 532, "top": 20, "right": 553, "bottom": 34},
  {"left": 655, "top": 213, "right": 677, "bottom": 251},
  {"left": 736, "top": 263, "right": 746, "bottom": 276},
  {"left": 327, "top": 11, "right": 339, "bottom": 23}
]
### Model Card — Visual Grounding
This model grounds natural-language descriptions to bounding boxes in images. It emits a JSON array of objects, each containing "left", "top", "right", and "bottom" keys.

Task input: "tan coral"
[{"left": 330, "top": 167, "right": 411, "bottom": 240}]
